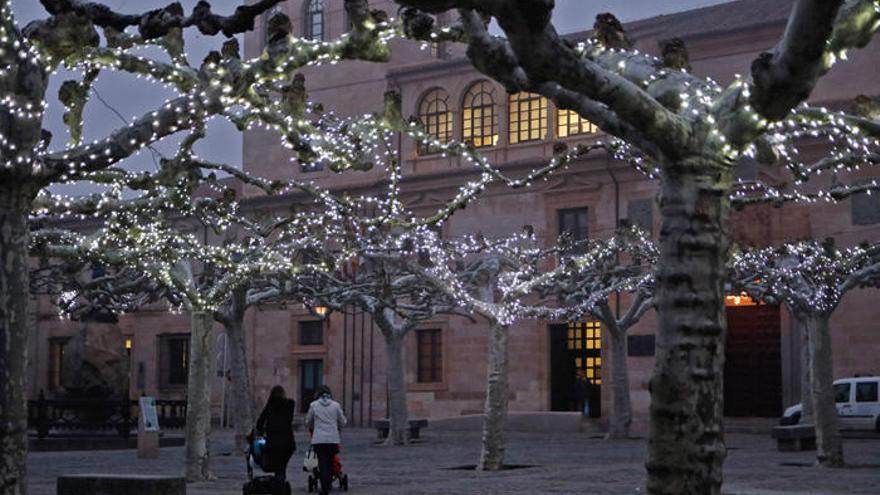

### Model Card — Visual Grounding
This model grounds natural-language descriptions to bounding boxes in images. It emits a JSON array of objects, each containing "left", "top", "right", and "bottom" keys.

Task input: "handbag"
[{"left": 302, "top": 446, "right": 319, "bottom": 472}]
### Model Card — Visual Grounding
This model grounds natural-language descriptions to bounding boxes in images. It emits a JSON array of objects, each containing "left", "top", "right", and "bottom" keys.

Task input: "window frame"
[
  {"left": 304, "top": 0, "right": 325, "bottom": 41},
  {"left": 416, "top": 329, "right": 443, "bottom": 384},
  {"left": 557, "top": 207, "right": 590, "bottom": 243},
  {"left": 298, "top": 320, "right": 325, "bottom": 346},
  {"left": 508, "top": 92, "right": 548, "bottom": 145},
  {"left": 557, "top": 108, "right": 598, "bottom": 138},
  {"left": 462, "top": 81, "right": 498, "bottom": 149},
  {"left": 416, "top": 88, "right": 453, "bottom": 156}
]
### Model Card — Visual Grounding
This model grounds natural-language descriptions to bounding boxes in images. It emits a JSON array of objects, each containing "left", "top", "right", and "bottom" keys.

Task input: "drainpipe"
[{"left": 605, "top": 157, "right": 622, "bottom": 320}]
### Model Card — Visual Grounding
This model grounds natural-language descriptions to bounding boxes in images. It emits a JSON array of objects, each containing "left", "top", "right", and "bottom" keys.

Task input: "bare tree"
[
  {"left": 387, "top": 1, "right": 880, "bottom": 490},
  {"left": 0, "top": 0, "right": 402, "bottom": 489},
  {"left": 544, "top": 227, "right": 657, "bottom": 439},
  {"left": 733, "top": 238, "right": 880, "bottom": 467},
  {"left": 413, "top": 229, "right": 558, "bottom": 470}
]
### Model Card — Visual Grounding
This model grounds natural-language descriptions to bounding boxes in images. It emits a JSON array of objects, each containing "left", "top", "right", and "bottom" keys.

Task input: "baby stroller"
[
  {"left": 243, "top": 435, "right": 292, "bottom": 495},
  {"left": 303, "top": 445, "right": 349, "bottom": 492}
]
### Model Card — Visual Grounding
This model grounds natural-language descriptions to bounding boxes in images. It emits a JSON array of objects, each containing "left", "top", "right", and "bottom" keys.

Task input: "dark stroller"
[
  {"left": 243, "top": 435, "right": 292, "bottom": 495},
  {"left": 303, "top": 445, "right": 349, "bottom": 492}
]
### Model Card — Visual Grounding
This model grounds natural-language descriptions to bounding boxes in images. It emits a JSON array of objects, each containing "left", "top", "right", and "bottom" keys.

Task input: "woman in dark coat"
[{"left": 255, "top": 385, "right": 297, "bottom": 481}]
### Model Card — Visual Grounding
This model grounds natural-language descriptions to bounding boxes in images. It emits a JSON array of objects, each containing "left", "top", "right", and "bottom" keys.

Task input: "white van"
[{"left": 781, "top": 376, "right": 880, "bottom": 431}]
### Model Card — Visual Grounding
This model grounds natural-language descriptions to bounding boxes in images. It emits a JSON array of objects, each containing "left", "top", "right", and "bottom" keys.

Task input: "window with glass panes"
[
  {"left": 557, "top": 109, "right": 598, "bottom": 137},
  {"left": 462, "top": 81, "right": 498, "bottom": 148},
  {"left": 558, "top": 207, "right": 589, "bottom": 243},
  {"left": 508, "top": 92, "right": 548, "bottom": 144},
  {"left": 568, "top": 321, "right": 602, "bottom": 384},
  {"left": 304, "top": 0, "right": 324, "bottom": 41},
  {"left": 299, "top": 320, "right": 324, "bottom": 346},
  {"left": 417, "top": 89, "right": 453, "bottom": 155},
  {"left": 417, "top": 329, "right": 442, "bottom": 383}
]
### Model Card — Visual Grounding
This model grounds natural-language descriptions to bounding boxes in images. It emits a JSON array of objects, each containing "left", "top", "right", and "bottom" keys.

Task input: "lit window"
[
  {"left": 462, "top": 81, "right": 498, "bottom": 148},
  {"left": 417, "top": 329, "right": 443, "bottom": 383},
  {"left": 508, "top": 92, "right": 548, "bottom": 144},
  {"left": 304, "top": 0, "right": 324, "bottom": 41},
  {"left": 417, "top": 88, "right": 453, "bottom": 155},
  {"left": 557, "top": 109, "right": 598, "bottom": 137},
  {"left": 567, "top": 321, "right": 601, "bottom": 385}
]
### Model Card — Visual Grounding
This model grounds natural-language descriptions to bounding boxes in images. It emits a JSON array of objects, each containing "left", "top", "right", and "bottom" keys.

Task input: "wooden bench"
[
  {"left": 373, "top": 419, "right": 429, "bottom": 440},
  {"left": 57, "top": 474, "right": 185, "bottom": 495},
  {"left": 771, "top": 424, "right": 816, "bottom": 452}
]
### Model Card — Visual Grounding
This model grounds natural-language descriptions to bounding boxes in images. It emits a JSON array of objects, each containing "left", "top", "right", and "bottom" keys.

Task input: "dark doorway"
[
  {"left": 724, "top": 304, "right": 782, "bottom": 417},
  {"left": 549, "top": 323, "right": 602, "bottom": 416},
  {"left": 299, "top": 359, "right": 324, "bottom": 414}
]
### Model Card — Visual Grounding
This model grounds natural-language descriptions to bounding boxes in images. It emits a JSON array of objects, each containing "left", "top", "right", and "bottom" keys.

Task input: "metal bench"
[
  {"left": 373, "top": 419, "right": 429, "bottom": 440},
  {"left": 57, "top": 474, "right": 185, "bottom": 495},
  {"left": 771, "top": 424, "right": 816, "bottom": 451}
]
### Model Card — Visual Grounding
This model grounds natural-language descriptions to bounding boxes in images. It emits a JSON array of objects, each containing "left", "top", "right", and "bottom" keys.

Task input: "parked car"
[{"left": 780, "top": 376, "right": 880, "bottom": 431}]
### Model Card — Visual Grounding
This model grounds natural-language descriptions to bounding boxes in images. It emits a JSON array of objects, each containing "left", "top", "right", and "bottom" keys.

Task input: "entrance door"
[
  {"left": 724, "top": 304, "right": 782, "bottom": 417},
  {"left": 299, "top": 359, "right": 324, "bottom": 414},
  {"left": 550, "top": 322, "right": 602, "bottom": 416}
]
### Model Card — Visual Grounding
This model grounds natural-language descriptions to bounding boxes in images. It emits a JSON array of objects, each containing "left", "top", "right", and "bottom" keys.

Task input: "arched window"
[
  {"left": 509, "top": 92, "right": 548, "bottom": 144},
  {"left": 462, "top": 81, "right": 498, "bottom": 148},
  {"left": 558, "top": 109, "right": 598, "bottom": 138},
  {"left": 262, "top": 3, "right": 284, "bottom": 47},
  {"left": 417, "top": 88, "right": 453, "bottom": 155},
  {"left": 304, "top": 0, "right": 325, "bottom": 41}
]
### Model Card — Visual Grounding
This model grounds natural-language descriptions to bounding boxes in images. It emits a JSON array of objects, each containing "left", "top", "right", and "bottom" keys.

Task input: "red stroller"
[{"left": 303, "top": 445, "right": 349, "bottom": 492}]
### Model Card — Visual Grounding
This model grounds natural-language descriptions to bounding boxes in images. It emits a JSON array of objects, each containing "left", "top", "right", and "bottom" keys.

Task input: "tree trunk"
[
  {"left": 223, "top": 312, "right": 254, "bottom": 448},
  {"left": 185, "top": 311, "right": 215, "bottom": 481},
  {"left": 0, "top": 186, "right": 34, "bottom": 495},
  {"left": 647, "top": 161, "right": 731, "bottom": 495},
  {"left": 606, "top": 324, "right": 632, "bottom": 439},
  {"left": 478, "top": 323, "right": 510, "bottom": 471},
  {"left": 798, "top": 320, "right": 814, "bottom": 422},
  {"left": 804, "top": 314, "right": 844, "bottom": 467},
  {"left": 384, "top": 334, "right": 409, "bottom": 446}
]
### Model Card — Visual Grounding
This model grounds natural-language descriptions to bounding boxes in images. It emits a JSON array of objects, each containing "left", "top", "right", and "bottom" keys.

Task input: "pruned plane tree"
[{"left": 388, "top": 1, "right": 880, "bottom": 491}]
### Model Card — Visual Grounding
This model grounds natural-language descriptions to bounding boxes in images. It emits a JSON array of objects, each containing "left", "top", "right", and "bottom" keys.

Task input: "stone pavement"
[{"left": 28, "top": 429, "right": 880, "bottom": 494}]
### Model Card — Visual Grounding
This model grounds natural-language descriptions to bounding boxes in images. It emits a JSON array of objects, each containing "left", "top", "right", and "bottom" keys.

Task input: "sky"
[{"left": 10, "top": 0, "right": 736, "bottom": 195}]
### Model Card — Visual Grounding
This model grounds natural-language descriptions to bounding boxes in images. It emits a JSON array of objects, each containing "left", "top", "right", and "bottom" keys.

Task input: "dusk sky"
[{"left": 10, "top": 0, "right": 736, "bottom": 195}]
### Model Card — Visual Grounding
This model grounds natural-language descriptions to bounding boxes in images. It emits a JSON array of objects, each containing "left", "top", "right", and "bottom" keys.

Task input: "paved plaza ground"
[{"left": 28, "top": 427, "right": 880, "bottom": 494}]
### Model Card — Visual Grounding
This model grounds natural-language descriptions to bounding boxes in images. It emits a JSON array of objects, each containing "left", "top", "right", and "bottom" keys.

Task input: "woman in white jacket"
[{"left": 305, "top": 385, "right": 347, "bottom": 495}]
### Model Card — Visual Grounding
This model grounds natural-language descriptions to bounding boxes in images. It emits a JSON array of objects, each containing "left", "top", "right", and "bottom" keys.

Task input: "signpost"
[{"left": 137, "top": 397, "right": 160, "bottom": 459}]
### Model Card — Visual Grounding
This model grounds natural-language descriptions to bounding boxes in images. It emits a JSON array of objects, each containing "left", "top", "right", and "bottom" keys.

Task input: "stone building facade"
[{"left": 28, "top": 0, "right": 880, "bottom": 432}]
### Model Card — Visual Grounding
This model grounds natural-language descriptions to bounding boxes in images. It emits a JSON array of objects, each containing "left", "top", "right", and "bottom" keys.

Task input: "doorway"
[
  {"left": 299, "top": 359, "right": 324, "bottom": 414},
  {"left": 550, "top": 322, "right": 602, "bottom": 416},
  {"left": 724, "top": 304, "right": 782, "bottom": 417}
]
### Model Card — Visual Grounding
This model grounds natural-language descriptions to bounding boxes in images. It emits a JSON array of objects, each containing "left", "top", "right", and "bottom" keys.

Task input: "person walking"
[
  {"left": 255, "top": 385, "right": 297, "bottom": 482},
  {"left": 574, "top": 371, "right": 590, "bottom": 417},
  {"left": 305, "top": 385, "right": 347, "bottom": 495}
]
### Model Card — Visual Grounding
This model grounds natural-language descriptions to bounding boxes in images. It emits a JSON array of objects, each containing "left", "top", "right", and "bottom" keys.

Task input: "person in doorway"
[
  {"left": 305, "top": 385, "right": 347, "bottom": 495},
  {"left": 574, "top": 370, "right": 590, "bottom": 417},
  {"left": 586, "top": 376, "right": 600, "bottom": 419},
  {"left": 255, "top": 385, "right": 297, "bottom": 481}
]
